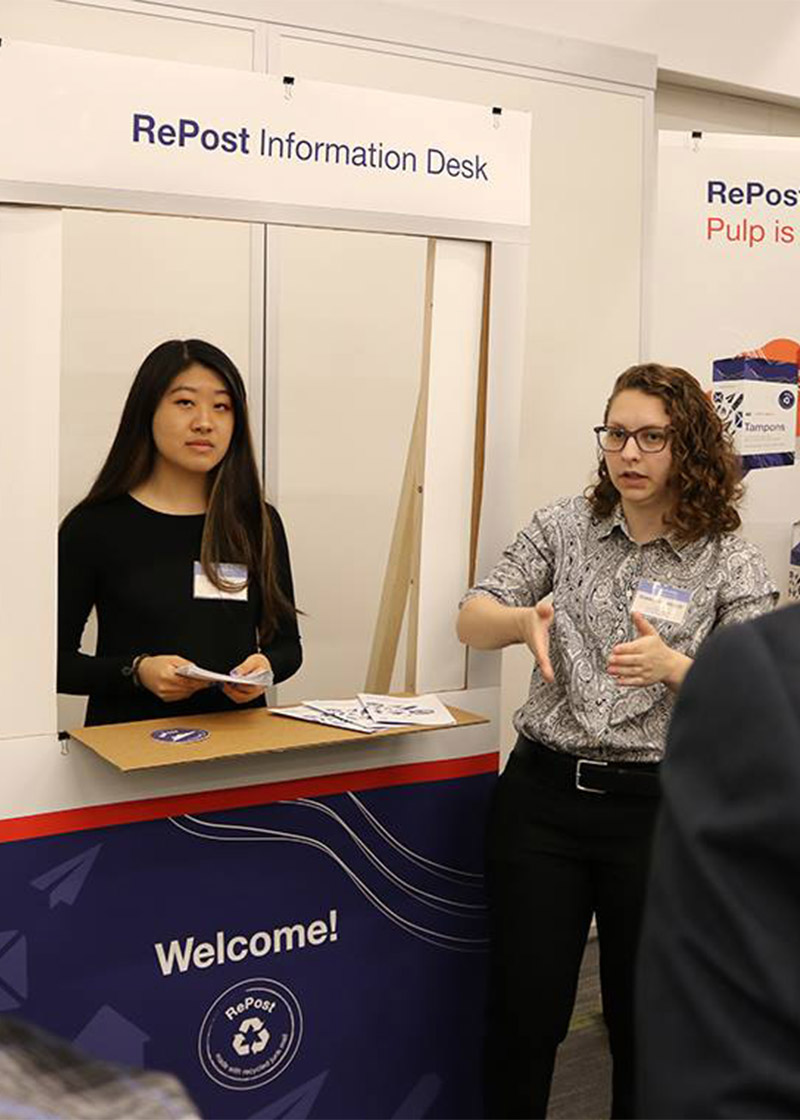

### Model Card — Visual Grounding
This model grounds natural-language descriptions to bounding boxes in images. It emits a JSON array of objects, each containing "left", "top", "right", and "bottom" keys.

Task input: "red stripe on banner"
[{"left": 0, "top": 751, "right": 499, "bottom": 843}]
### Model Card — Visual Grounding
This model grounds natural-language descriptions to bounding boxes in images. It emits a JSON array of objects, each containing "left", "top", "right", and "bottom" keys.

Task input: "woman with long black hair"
[{"left": 58, "top": 338, "right": 301, "bottom": 726}]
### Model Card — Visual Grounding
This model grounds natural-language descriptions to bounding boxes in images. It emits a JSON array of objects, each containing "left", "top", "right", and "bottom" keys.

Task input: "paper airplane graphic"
[
  {"left": 392, "top": 1074, "right": 442, "bottom": 1118},
  {"left": 74, "top": 1005, "right": 150, "bottom": 1066},
  {"left": 0, "top": 930, "right": 28, "bottom": 1011},
  {"left": 31, "top": 845, "right": 101, "bottom": 908},
  {"left": 250, "top": 1071, "right": 328, "bottom": 1119}
]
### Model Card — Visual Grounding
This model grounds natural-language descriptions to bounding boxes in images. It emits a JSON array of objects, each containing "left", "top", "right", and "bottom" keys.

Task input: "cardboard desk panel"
[{"left": 69, "top": 704, "right": 488, "bottom": 772}]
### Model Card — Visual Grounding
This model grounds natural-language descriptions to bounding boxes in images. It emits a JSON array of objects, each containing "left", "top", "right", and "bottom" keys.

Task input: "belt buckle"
[{"left": 575, "top": 758, "right": 607, "bottom": 794}]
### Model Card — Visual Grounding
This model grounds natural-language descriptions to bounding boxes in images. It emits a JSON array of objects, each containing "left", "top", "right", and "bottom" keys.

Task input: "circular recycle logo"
[
  {"left": 198, "top": 978, "right": 302, "bottom": 1091},
  {"left": 150, "top": 727, "right": 209, "bottom": 744}
]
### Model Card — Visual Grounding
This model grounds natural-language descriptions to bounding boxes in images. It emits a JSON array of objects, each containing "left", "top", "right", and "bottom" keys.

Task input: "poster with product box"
[
  {"left": 655, "top": 133, "right": 800, "bottom": 596},
  {"left": 712, "top": 356, "right": 797, "bottom": 470}
]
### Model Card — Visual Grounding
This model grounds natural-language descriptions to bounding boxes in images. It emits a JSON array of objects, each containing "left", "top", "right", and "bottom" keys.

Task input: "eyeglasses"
[{"left": 594, "top": 425, "right": 671, "bottom": 453}]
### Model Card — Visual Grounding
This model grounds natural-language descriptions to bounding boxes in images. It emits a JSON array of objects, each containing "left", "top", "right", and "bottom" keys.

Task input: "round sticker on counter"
[{"left": 150, "top": 727, "right": 210, "bottom": 744}]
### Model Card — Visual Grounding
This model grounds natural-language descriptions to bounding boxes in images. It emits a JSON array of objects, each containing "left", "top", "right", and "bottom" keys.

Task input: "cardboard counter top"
[{"left": 68, "top": 704, "right": 489, "bottom": 773}]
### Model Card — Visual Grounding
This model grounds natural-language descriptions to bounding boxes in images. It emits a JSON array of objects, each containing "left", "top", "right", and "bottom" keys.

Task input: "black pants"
[{"left": 484, "top": 738, "right": 660, "bottom": 1119}]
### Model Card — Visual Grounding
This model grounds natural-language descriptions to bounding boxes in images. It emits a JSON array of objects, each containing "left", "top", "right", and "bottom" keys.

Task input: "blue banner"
[{"left": 0, "top": 769, "right": 494, "bottom": 1118}]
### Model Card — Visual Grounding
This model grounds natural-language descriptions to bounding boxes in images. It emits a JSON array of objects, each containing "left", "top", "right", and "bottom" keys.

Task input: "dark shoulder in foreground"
[
  {"left": 666, "top": 600, "right": 800, "bottom": 781},
  {"left": 667, "top": 601, "right": 800, "bottom": 761},
  {"left": 703, "top": 600, "right": 800, "bottom": 663},
  {"left": 749, "top": 599, "right": 800, "bottom": 643}
]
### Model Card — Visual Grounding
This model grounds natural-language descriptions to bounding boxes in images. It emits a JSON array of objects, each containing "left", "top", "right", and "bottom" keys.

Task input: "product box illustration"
[{"left": 712, "top": 357, "right": 797, "bottom": 470}]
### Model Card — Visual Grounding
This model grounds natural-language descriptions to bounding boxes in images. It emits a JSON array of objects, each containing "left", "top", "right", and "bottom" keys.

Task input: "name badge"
[
  {"left": 193, "top": 562, "right": 248, "bottom": 601},
  {"left": 631, "top": 578, "right": 690, "bottom": 625}
]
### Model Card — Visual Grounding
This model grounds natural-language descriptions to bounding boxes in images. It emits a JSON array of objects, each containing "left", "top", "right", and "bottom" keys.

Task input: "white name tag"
[
  {"left": 631, "top": 578, "right": 690, "bottom": 625},
  {"left": 193, "top": 562, "right": 248, "bottom": 601}
]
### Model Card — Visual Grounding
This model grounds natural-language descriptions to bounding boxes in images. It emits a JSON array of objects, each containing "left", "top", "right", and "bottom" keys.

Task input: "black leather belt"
[{"left": 514, "top": 735, "right": 661, "bottom": 797}]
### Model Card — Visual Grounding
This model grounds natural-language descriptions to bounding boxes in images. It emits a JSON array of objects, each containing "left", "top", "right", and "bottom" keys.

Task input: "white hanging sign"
[{"left": 0, "top": 39, "right": 530, "bottom": 229}]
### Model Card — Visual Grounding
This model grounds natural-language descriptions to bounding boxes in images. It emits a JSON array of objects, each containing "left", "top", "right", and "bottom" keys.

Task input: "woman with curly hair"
[{"left": 457, "top": 363, "right": 777, "bottom": 1119}]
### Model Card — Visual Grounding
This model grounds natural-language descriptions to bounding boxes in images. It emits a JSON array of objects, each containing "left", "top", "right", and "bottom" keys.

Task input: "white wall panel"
[
  {"left": 272, "top": 226, "right": 427, "bottom": 704},
  {"left": 59, "top": 211, "right": 253, "bottom": 520},
  {"left": 0, "top": 208, "right": 61, "bottom": 740},
  {"left": 467, "top": 240, "right": 528, "bottom": 694},
  {"left": 657, "top": 82, "right": 800, "bottom": 137},
  {"left": 382, "top": 0, "right": 800, "bottom": 106},
  {"left": 415, "top": 239, "right": 484, "bottom": 693},
  {"left": 0, "top": 0, "right": 256, "bottom": 68}
]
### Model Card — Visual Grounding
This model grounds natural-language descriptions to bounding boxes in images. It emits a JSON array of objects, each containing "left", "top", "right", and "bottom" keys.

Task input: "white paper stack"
[
  {"left": 304, "top": 699, "right": 395, "bottom": 733},
  {"left": 358, "top": 693, "right": 457, "bottom": 726},
  {"left": 176, "top": 664, "right": 274, "bottom": 688},
  {"left": 270, "top": 705, "right": 373, "bottom": 732},
  {"left": 272, "top": 693, "right": 456, "bottom": 733}
]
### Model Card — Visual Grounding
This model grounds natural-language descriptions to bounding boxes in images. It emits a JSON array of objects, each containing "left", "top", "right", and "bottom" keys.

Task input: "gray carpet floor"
[{"left": 548, "top": 937, "right": 611, "bottom": 1119}]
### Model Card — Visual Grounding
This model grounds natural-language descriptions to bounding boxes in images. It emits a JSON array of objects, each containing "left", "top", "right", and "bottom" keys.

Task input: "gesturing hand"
[
  {"left": 222, "top": 652, "right": 272, "bottom": 704},
  {"left": 608, "top": 612, "right": 688, "bottom": 690},
  {"left": 519, "top": 603, "right": 556, "bottom": 683},
  {"left": 136, "top": 655, "right": 211, "bottom": 702}
]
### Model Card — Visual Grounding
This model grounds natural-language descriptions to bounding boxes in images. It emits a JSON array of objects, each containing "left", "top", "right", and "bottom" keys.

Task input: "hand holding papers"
[
  {"left": 273, "top": 693, "right": 456, "bottom": 734},
  {"left": 175, "top": 664, "right": 274, "bottom": 689}
]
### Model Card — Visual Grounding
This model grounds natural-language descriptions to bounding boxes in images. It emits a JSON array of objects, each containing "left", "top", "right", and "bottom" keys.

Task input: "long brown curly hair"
[{"left": 586, "top": 363, "right": 743, "bottom": 543}]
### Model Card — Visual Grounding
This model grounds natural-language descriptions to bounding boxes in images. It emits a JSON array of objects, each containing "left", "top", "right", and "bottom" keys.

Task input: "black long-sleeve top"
[{"left": 58, "top": 495, "right": 302, "bottom": 726}]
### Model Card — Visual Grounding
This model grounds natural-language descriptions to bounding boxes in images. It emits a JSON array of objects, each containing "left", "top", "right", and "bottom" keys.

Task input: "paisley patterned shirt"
[{"left": 463, "top": 496, "right": 777, "bottom": 762}]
